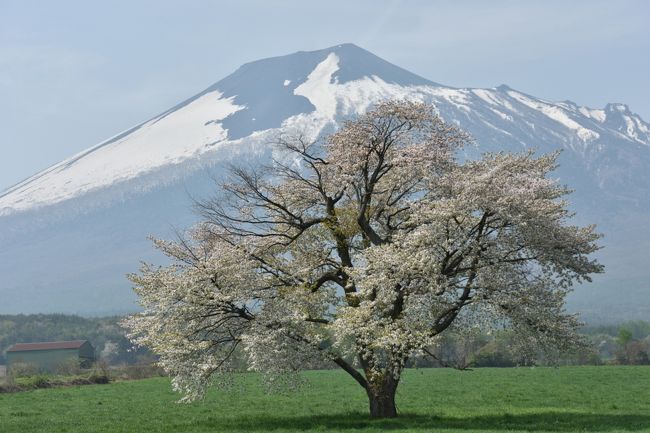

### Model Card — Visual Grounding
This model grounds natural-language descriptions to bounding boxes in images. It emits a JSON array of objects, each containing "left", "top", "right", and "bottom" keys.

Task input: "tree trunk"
[{"left": 366, "top": 373, "right": 398, "bottom": 418}]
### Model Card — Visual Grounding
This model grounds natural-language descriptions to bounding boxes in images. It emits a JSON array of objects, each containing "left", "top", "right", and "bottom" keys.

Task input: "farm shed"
[{"left": 6, "top": 340, "right": 95, "bottom": 373}]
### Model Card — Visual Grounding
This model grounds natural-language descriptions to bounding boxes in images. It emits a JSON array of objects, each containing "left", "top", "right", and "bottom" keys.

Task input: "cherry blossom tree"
[{"left": 124, "top": 100, "right": 602, "bottom": 418}]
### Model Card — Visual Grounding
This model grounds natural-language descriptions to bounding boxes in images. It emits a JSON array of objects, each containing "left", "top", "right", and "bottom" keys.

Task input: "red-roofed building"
[{"left": 6, "top": 340, "right": 95, "bottom": 373}]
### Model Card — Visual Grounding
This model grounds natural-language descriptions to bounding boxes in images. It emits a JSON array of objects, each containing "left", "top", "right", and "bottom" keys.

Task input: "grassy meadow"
[{"left": 1, "top": 366, "right": 649, "bottom": 433}]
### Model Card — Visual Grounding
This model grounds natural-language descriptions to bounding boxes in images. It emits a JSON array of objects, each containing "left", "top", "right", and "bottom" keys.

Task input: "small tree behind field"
[{"left": 125, "top": 100, "right": 602, "bottom": 418}]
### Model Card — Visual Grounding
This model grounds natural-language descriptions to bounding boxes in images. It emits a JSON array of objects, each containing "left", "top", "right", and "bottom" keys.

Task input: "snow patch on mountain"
[
  {"left": 293, "top": 53, "right": 342, "bottom": 121},
  {"left": 286, "top": 53, "right": 420, "bottom": 136},
  {"left": 506, "top": 90, "right": 600, "bottom": 142},
  {"left": 579, "top": 107, "right": 606, "bottom": 123},
  {"left": 0, "top": 91, "right": 244, "bottom": 215}
]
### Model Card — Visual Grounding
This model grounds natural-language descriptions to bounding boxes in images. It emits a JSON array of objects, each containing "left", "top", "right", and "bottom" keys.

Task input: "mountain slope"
[{"left": 1, "top": 43, "right": 648, "bottom": 320}]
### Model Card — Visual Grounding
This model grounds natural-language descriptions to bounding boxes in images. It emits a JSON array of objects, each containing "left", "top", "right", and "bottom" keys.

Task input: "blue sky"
[{"left": 1, "top": 0, "right": 648, "bottom": 191}]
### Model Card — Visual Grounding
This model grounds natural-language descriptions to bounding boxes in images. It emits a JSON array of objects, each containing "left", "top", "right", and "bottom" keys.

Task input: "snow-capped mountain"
[{"left": 1, "top": 43, "right": 648, "bottom": 320}]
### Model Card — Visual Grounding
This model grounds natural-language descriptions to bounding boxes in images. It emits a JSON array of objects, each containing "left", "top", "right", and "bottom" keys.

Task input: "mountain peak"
[
  {"left": 296, "top": 42, "right": 365, "bottom": 54},
  {"left": 605, "top": 102, "right": 630, "bottom": 113},
  {"left": 198, "top": 43, "right": 438, "bottom": 140},
  {"left": 224, "top": 42, "right": 435, "bottom": 88}
]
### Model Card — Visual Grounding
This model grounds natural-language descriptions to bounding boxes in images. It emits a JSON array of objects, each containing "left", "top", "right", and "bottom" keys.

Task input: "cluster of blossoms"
[{"left": 124, "top": 100, "right": 602, "bottom": 417}]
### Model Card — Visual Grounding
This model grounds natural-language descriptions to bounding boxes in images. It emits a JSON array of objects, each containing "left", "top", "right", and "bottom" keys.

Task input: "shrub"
[
  {"left": 19, "top": 375, "right": 51, "bottom": 389},
  {"left": 472, "top": 342, "right": 518, "bottom": 367},
  {"left": 87, "top": 372, "right": 110, "bottom": 384},
  {"left": 8, "top": 362, "right": 39, "bottom": 378},
  {"left": 0, "top": 376, "right": 19, "bottom": 393},
  {"left": 55, "top": 358, "right": 82, "bottom": 375}
]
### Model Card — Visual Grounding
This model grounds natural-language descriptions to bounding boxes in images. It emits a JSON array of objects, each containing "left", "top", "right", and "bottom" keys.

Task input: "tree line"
[
  {"left": 1, "top": 313, "right": 647, "bottom": 368},
  {"left": 413, "top": 320, "right": 650, "bottom": 368},
  {"left": 0, "top": 314, "right": 151, "bottom": 366}
]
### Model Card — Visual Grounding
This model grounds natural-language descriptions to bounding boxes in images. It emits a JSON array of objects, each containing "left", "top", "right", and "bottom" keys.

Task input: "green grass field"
[{"left": 1, "top": 366, "right": 649, "bottom": 433}]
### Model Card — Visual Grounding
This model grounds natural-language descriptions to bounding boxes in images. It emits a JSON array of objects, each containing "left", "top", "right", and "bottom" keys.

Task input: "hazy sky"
[{"left": 1, "top": 0, "right": 648, "bottom": 191}]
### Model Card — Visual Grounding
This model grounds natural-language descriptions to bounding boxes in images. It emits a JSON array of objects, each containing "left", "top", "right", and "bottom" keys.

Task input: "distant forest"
[
  {"left": 0, "top": 314, "right": 150, "bottom": 365},
  {"left": 1, "top": 314, "right": 649, "bottom": 368}
]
